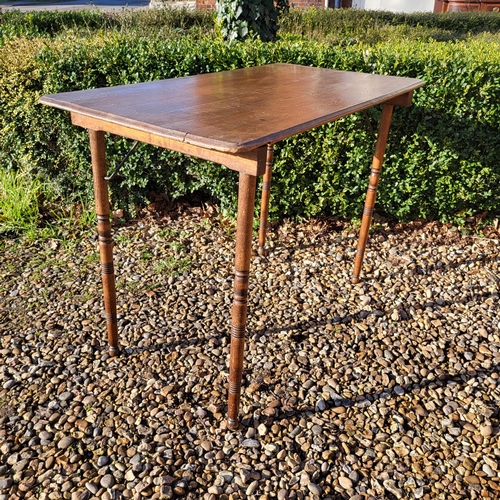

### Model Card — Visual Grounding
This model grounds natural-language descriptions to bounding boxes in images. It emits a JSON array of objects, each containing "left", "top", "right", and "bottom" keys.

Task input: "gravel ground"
[{"left": 1, "top": 204, "right": 500, "bottom": 500}]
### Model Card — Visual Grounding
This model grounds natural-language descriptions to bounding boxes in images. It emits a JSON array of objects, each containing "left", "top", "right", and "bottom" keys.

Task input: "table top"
[{"left": 40, "top": 63, "right": 424, "bottom": 154}]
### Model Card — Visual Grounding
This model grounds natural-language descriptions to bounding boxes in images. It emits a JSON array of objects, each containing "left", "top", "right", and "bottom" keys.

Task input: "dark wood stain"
[{"left": 40, "top": 63, "right": 424, "bottom": 153}]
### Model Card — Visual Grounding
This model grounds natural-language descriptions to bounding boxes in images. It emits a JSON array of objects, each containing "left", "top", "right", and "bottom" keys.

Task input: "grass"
[
  {"left": 140, "top": 249, "right": 153, "bottom": 262},
  {"left": 153, "top": 256, "right": 190, "bottom": 276},
  {"left": 0, "top": 164, "right": 98, "bottom": 246},
  {"left": 84, "top": 252, "right": 100, "bottom": 264},
  {"left": 0, "top": 168, "right": 42, "bottom": 237}
]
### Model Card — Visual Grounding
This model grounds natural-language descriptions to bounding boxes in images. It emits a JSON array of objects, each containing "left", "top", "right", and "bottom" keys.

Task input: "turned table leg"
[
  {"left": 352, "top": 104, "right": 394, "bottom": 284},
  {"left": 89, "top": 130, "right": 119, "bottom": 356},
  {"left": 257, "top": 144, "right": 274, "bottom": 257},
  {"left": 227, "top": 172, "right": 257, "bottom": 429}
]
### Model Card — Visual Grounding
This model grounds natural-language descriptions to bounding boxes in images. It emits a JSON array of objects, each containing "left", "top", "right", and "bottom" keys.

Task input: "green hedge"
[
  {"left": 2, "top": 8, "right": 500, "bottom": 44},
  {"left": 281, "top": 9, "right": 500, "bottom": 42},
  {"left": 0, "top": 8, "right": 215, "bottom": 44},
  {"left": 1, "top": 14, "right": 500, "bottom": 222}
]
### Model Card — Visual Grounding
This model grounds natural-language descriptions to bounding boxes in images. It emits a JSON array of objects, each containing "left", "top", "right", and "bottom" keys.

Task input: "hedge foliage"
[
  {"left": 281, "top": 8, "right": 500, "bottom": 42},
  {"left": 2, "top": 8, "right": 500, "bottom": 43},
  {"left": 1, "top": 9, "right": 500, "bottom": 223},
  {"left": 0, "top": 8, "right": 215, "bottom": 44}
]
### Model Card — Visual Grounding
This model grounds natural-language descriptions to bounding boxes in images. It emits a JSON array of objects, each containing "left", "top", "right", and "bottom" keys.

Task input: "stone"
[
  {"left": 465, "top": 475, "right": 480, "bottom": 485},
  {"left": 3, "top": 380, "right": 17, "bottom": 390},
  {"left": 57, "top": 437, "right": 75, "bottom": 449},
  {"left": 97, "top": 456, "right": 110, "bottom": 467},
  {"left": 200, "top": 440, "right": 212, "bottom": 452},
  {"left": 277, "top": 489, "right": 288, "bottom": 500},
  {"left": 482, "top": 464, "right": 496, "bottom": 477},
  {"left": 85, "top": 483, "right": 99, "bottom": 495},
  {"left": 0, "top": 478, "right": 13, "bottom": 490},
  {"left": 308, "top": 483, "right": 322, "bottom": 495},
  {"left": 71, "top": 492, "right": 91, "bottom": 500},
  {"left": 241, "top": 439, "right": 260, "bottom": 448},
  {"left": 383, "top": 479, "right": 403, "bottom": 499},
  {"left": 100, "top": 474, "right": 115, "bottom": 488},
  {"left": 3, "top": 208, "right": 500, "bottom": 500},
  {"left": 59, "top": 391, "right": 74, "bottom": 401},
  {"left": 208, "top": 486, "right": 222, "bottom": 495},
  {"left": 480, "top": 424, "right": 493, "bottom": 437},
  {"left": 338, "top": 476, "right": 353, "bottom": 489},
  {"left": 246, "top": 481, "right": 259, "bottom": 496}
]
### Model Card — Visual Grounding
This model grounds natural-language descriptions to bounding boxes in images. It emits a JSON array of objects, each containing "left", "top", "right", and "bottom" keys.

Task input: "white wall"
[{"left": 351, "top": 0, "right": 434, "bottom": 12}]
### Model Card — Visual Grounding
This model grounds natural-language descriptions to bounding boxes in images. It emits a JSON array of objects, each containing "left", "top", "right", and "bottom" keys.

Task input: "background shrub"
[
  {"left": 0, "top": 9, "right": 499, "bottom": 224},
  {"left": 0, "top": 8, "right": 214, "bottom": 44}
]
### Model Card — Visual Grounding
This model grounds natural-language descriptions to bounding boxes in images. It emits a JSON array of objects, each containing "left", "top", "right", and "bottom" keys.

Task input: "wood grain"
[
  {"left": 40, "top": 64, "right": 424, "bottom": 154},
  {"left": 228, "top": 172, "right": 258, "bottom": 428},
  {"left": 89, "top": 130, "right": 119, "bottom": 356},
  {"left": 352, "top": 104, "right": 394, "bottom": 284},
  {"left": 71, "top": 114, "right": 267, "bottom": 176}
]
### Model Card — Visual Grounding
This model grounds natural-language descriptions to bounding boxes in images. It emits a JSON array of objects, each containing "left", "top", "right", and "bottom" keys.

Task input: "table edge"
[{"left": 39, "top": 77, "right": 425, "bottom": 154}]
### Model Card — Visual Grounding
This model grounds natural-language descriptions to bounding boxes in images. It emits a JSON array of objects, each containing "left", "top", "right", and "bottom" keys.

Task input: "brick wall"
[{"left": 196, "top": 0, "right": 214, "bottom": 9}]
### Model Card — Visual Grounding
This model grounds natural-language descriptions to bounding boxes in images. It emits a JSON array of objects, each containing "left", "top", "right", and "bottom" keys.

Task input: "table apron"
[
  {"left": 71, "top": 112, "right": 267, "bottom": 177},
  {"left": 385, "top": 91, "right": 414, "bottom": 108}
]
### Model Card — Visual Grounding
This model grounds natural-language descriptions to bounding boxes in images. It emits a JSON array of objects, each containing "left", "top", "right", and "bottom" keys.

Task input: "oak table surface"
[
  {"left": 40, "top": 63, "right": 423, "bottom": 154},
  {"left": 40, "top": 63, "right": 425, "bottom": 428}
]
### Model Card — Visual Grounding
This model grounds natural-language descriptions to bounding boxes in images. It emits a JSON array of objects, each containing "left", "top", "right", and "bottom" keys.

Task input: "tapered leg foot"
[
  {"left": 257, "top": 246, "right": 269, "bottom": 257},
  {"left": 227, "top": 417, "right": 239, "bottom": 430},
  {"left": 89, "top": 130, "right": 120, "bottom": 355},
  {"left": 352, "top": 104, "right": 394, "bottom": 283}
]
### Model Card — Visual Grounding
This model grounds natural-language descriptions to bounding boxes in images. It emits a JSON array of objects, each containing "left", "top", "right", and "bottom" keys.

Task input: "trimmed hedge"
[
  {"left": 2, "top": 8, "right": 500, "bottom": 44},
  {"left": 1, "top": 12, "right": 500, "bottom": 222},
  {"left": 281, "top": 9, "right": 500, "bottom": 42},
  {"left": 0, "top": 8, "right": 215, "bottom": 44}
]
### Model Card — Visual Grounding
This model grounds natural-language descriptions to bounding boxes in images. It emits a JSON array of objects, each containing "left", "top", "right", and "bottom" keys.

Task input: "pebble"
[
  {"left": 246, "top": 481, "right": 259, "bottom": 495},
  {"left": 480, "top": 424, "right": 493, "bottom": 437},
  {"left": 277, "top": 489, "right": 288, "bottom": 500},
  {"left": 97, "top": 456, "right": 109, "bottom": 467},
  {"left": 57, "top": 436, "right": 75, "bottom": 449},
  {"left": 482, "top": 464, "right": 496, "bottom": 477},
  {"left": 3, "top": 380, "right": 16, "bottom": 390},
  {"left": 2, "top": 211, "right": 500, "bottom": 500},
  {"left": 200, "top": 440, "right": 212, "bottom": 451},
  {"left": 241, "top": 439, "right": 260, "bottom": 448},
  {"left": 0, "top": 479, "right": 13, "bottom": 490},
  {"left": 465, "top": 475, "right": 480, "bottom": 485},
  {"left": 100, "top": 475, "right": 114, "bottom": 488},
  {"left": 338, "top": 476, "right": 353, "bottom": 489},
  {"left": 85, "top": 483, "right": 98, "bottom": 495},
  {"left": 383, "top": 479, "right": 403, "bottom": 499},
  {"left": 308, "top": 483, "right": 322, "bottom": 495},
  {"left": 59, "top": 391, "right": 73, "bottom": 401}
]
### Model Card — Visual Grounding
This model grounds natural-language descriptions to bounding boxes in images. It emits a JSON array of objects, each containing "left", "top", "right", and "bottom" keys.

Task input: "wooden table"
[{"left": 40, "top": 63, "right": 424, "bottom": 428}]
